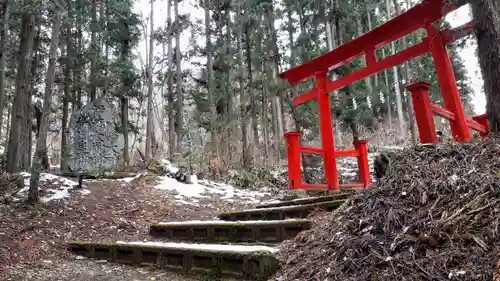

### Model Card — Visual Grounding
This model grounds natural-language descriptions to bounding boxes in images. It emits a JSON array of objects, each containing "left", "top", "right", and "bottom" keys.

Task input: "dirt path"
[
  {"left": 0, "top": 175, "right": 257, "bottom": 281},
  {"left": 5, "top": 259, "right": 206, "bottom": 281}
]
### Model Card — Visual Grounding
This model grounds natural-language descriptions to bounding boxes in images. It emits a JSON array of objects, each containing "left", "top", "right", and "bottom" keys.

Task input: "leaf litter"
[
  {"left": 275, "top": 137, "right": 500, "bottom": 281},
  {"left": 0, "top": 171, "right": 263, "bottom": 280}
]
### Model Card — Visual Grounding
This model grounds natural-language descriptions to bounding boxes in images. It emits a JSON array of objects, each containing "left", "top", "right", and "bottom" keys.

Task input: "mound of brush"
[{"left": 276, "top": 138, "right": 500, "bottom": 281}]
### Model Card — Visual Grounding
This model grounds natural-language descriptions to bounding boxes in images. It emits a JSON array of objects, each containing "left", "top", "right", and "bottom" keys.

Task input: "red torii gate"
[{"left": 279, "top": 0, "right": 487, "bottom": 191}]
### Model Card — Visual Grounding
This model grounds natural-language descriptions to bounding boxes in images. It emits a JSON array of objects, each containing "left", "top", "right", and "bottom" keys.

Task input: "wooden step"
[
  {"left": 68, "top": 241, "right": 278, "bottom": 280},
  {"left": 218, "top": 199, "right": 345, "bottom": 221},
  {"left": 149, "top": 219, "right": 311, "bottom": 243},
  {"left": 255, "top": 193, "right": 352, "bottom": 209}
]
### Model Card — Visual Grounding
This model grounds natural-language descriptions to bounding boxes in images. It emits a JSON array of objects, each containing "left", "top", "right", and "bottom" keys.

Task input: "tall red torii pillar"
[
  {"left": 278, "top": 0, "right": 475, "bottom": 190},
  {"left": 315, "top": 71, "right": 339, "bottom": 189}
]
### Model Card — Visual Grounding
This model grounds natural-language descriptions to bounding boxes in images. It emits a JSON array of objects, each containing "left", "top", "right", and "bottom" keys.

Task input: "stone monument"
[{"left": 64, "top": 97, "right": 124, "bottom": 175}]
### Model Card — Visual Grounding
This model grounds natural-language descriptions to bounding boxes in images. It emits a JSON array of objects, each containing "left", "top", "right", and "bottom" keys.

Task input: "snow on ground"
[
  {"left": 116, "top": 241, "right": 277, "bottom": 253},
  {"left": 154, "top": 176, "right": 271, "bottom": 206},
  {"left": 154, "top": 147, "right": 401, "bottom": 206},
  {"left": 334, "top": 152, "right": 377, "bottom": 181},
  {"left": 14, "top": 172, "right": 90, "bottom": 203},
  {"left": 118, "top": 172, "right": 147, "bottom": 183},
  {"left": 271, "top": 167, "right": 288, "bottom": 179},
  {"left": 161, "top": 159, "right": 179, "bottom": 174},
  {"left": 379, "top": 145, "right": 405, "bottom": 151}
]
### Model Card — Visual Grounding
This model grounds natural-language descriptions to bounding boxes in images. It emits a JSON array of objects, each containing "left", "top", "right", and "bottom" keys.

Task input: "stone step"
[
  {"left": 218, "top": 199, "right": 346, "bottom": 221},
  {"left": 255, "top": 193, "right": 352, "bottom": 209},
  {"left": 149, "top": 219, "right": 311, "bottom": 243},
  {"left": 68, "top": 241, "right": 278, "bottom": 280}
]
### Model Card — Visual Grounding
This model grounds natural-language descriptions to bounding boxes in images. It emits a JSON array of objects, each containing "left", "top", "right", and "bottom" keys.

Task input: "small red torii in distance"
[{"left": 278, "top": 0, "right": 483, "bottom": 191}]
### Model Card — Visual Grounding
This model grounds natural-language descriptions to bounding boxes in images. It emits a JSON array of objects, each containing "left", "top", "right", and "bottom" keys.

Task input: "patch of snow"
[
  {"left": 155, "top": 219, "right": 305, "bottom": 226},
  {"left": 160, "top": 159, "right": 179, "bottom": 174},
  {"left": 270, "top": 168, "right": 287, "bottom": 179},
  {"left": 116, "top": 241, "right": 277, "bottom": 253},
  {"left": 173, "top": 195, "right": 199, "bottom": 206},
  {"left": 448, "top": 174, "right": 459, "bottom": 185},
  {"left": 156, "top": 176, "right": 208, "bottom": 197},
  {"left": 448, "top": 270, "right": 466, "bottom": 279},
  {"left": 118, "top": 172, "right": 146, "bottom": 183},
  {"left": 15, "top": 172, "right": 90, "bottom": 203},
  {"left": 339, "top": 171, "right": 358, "bottom": 177},
  {"left": 379, "top": 145, "right": 405, "bottom": 151},
  {"left": 173, "top": 199, "right": 196, "bottom": 206},
  {"left": 260, "top": 199, "right": 282, "bottom": 204},
  {"left": 187, "top": 174, "right": 198, "bottom": 184},
  {"left": 154, "top": 176, "right": 270, "bottom": 205},
  {"left": 79, "top": 189, "right": 91, "bottom": 195}
]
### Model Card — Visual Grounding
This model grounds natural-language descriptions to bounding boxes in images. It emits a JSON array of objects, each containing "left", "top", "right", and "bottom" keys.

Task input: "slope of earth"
[
  {"left": 275, "top": 139, "right": 500, "bottom": 281},
  {"left": 0, "top": 172, "right": 268, "bottom": 281}
]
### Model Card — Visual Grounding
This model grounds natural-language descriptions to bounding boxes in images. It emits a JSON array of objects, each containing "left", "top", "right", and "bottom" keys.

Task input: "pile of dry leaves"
[{"left": 276, "top": 138, "right": 500, "bottom": 281}]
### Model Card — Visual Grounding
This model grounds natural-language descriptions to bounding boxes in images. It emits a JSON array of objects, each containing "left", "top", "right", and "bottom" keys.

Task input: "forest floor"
[{"left": 0, "top": 173, "right": 271, "bottom": 281}]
